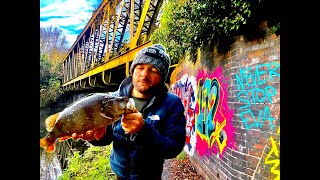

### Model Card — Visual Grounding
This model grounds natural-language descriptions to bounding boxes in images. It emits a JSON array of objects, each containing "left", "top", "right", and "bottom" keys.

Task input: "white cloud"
[{"left": 40, "top": 0, "right": 102, "bottom": 46}]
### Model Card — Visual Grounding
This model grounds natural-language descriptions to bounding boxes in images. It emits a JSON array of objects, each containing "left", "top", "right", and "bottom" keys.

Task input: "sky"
[{"left": 40, "top": 0, "right": 103, "bottom": 47}]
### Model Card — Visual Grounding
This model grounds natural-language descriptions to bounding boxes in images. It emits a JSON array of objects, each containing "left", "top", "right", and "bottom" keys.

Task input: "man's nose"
[{"left": 140, "top": 68, "right": 149, "bottom": 76}]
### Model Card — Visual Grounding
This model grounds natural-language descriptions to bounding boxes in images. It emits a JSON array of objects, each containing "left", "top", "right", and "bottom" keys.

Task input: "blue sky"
[{"left": 40, "top": 0, "right": 103, "bottom": 47}]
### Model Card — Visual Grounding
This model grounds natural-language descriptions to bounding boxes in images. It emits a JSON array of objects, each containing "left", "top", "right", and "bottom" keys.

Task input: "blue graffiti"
[
  {"left": 239, "top": 106, "right": 274, "bottom": 130},
  {"left": 235, "top": 62, "right": 280, "bottom": 91},
  {"left": 235, "top": 62, "right": 279, "bottom": 130},
  {"left": 196, "top": 78, "right": 219, "bottom": 140},
  {"left": 237, "top": 86, "right": 277, "bottom": 109}
]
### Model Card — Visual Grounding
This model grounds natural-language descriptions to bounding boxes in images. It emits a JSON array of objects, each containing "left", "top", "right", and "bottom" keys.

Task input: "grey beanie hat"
[{"left": 130, "top": 44, "right": 171, "bottom": 82}]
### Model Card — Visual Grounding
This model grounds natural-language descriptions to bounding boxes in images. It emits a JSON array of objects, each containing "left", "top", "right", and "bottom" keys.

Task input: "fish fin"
[
  {"left": 94, "top": 127, "right": 107, "bottom": 140},
  {"left": 40, "top": 137, "right": 56, "bottom": 153},
  {"left": 46, "top": 143, "right": 55, "bottom": 153},
  {"left": 45, "top": 113, "right": 59, "bottom": 132},
  {"left": 40, "top": 137, "right": 48, "bottom": 148},
  {"left": 58, "top": 136, "right": 71, "bottom": 142}
]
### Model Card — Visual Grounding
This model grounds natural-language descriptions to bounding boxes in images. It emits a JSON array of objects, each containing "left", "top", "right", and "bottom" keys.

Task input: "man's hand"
[{"left": 121, "top": 112, "right": 145, "bottom": 134}]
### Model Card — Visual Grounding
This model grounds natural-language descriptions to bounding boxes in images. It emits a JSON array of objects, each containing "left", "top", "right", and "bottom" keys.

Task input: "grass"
[{"left": 176, "top": 150, "right": 188, "bottom": 161}]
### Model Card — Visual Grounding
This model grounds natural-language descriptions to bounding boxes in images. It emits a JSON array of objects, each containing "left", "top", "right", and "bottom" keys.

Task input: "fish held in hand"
[{"left": 40, "top": 93, "right": 137, "bottom": 153}]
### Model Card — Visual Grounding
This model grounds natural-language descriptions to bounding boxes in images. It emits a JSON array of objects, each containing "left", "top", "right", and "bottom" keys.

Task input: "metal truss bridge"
[{"left": 61, "top": 0, "right": 172, "bottom": 92}]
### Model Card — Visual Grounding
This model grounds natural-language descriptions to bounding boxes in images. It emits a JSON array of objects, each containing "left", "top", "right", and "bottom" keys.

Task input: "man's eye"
[{"left": 151, "top": 68, "right": 159, "bottom": 73}]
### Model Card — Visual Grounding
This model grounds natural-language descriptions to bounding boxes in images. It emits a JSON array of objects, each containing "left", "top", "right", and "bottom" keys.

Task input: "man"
[{"left": 89, "top": 44, "right": 187, "bottom": 179}]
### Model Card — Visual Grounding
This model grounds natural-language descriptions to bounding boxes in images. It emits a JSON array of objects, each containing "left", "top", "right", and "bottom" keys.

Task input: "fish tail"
[
  {"left": 45, "top": 113, "right": 60, "bottom": 132},
  {"left": 40, "top": 137, "right": 56, "bottom": 153}
]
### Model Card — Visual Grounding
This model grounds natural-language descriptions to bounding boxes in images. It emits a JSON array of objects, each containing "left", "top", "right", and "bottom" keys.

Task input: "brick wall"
[{"left": 169, "top": 33, "right": 280, "bottom": 180}]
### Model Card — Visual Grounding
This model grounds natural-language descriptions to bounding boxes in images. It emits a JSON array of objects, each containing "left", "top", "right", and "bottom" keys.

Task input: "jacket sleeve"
[{"left": 134, "top": 97, "right": 187, "bottom": 159}]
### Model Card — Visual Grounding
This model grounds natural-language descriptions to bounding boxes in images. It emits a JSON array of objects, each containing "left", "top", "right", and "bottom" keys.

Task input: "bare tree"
[
  {"left": 40, "top": 26, "right": 69, "bottom": 73},
  {"left": 40, "top": 25, "right": 68, "bottom": 54}
]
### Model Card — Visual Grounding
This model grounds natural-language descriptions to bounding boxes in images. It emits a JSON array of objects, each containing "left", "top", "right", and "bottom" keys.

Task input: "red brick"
[
  {"left": 248, "top": 50, "right": 264, "bottom": 58},
  {"left": 244, "top": 155, "right": 250, "bottom": 161},
  {"left": 244, "top": 168, "right": 254, "bottom": 176},
  {"left": 253, "top": 143, "right": 265, "bottom": 151},
  {"left": 254, "top": 130, "right": 262, "bottom": 138},
  {"left": 259, "top": 137, "right": 269, "bottom": 144},
  {"left": 243, "top": 58, "right": 252, "bottom": 66},
  {"left": 270, "top": 34, "right": 277, "bottom": 40},
  {"left": 248, "top": 149, "right": 263, "bottom": 157}
]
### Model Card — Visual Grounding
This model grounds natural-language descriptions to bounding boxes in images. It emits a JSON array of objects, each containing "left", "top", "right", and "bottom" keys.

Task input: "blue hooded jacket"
[{"left": 90, "top": 76, "right": 187, "bottom": 179}]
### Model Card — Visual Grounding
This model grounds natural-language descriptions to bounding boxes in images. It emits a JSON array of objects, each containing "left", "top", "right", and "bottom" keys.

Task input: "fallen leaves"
[{"left": 162, "top": 157, "right": 203, "bottom": 180}]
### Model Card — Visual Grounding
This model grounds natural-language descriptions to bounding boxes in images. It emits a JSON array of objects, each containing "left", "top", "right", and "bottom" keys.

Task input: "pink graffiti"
[{"left": 195, "top": 67, "right": 236, "bottom": 157}]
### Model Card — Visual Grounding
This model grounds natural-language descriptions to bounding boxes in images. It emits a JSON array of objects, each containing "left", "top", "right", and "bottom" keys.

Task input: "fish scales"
[{"left": 40, "top": 93, "right": 137, "bottom": 153}]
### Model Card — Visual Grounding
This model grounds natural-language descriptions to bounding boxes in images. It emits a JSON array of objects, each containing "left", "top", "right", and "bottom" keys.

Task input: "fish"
[{"left": 40, "top": 93, "right": 137, "bottom": 153}]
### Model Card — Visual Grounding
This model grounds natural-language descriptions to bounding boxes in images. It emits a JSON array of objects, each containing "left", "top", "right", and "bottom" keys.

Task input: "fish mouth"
[{"left": 126, "top": 98, "right": 137, "bottom": 112}]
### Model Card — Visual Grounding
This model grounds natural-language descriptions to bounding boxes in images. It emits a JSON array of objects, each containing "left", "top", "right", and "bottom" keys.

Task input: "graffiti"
[
  {"left": 195, "top": 67, "right": 235, "bottom": 157},
  {"left": 252, "top": 127, "right": 280, "bottom": 180},
  {"left": 235, "top": 62, "right": 280, "bottom": 130},
  {"left": 170, "top": 74, "right": 197, "bottom": 156},
  {"left": 264, "top": 128, "right": 280, "bottom": 180},
  {"left": 235, "top": 62, "right": 280, "bottom": 90}
]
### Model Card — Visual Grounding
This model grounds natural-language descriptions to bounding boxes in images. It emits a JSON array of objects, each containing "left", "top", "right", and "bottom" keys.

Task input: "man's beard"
[
  {"left": 133, "top": 79, "right": 162, "bottom": 95},
  {"left": 135, "top": 84, "right": 158, "bottom": 95}
]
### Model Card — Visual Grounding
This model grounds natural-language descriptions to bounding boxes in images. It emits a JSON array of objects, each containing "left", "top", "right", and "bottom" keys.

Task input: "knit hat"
[{"left": 130, "top": 44, "right": 171, "bottom": 82}]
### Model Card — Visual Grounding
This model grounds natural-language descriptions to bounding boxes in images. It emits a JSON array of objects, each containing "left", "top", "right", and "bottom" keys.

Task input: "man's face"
[{"left": 132, "top": 64, "right": 162, "bottom": 95}]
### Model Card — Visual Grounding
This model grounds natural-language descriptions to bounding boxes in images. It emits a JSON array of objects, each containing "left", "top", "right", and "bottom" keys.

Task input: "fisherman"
[{"left": 86, "top": 44, "right": 187, "bottom": 179}]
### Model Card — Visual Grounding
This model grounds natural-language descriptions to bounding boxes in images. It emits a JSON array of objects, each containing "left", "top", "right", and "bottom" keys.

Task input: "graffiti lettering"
[
  {"left": 239, "top": 106, "right": 274, "bottom": 130},
  {"left": 235, "top": 62, "right": 280, "bottom": 91},
  {"left": 238, "top": 86, "right": 277, "bottom": 109},
  {"left": 170, "top": 74, "right": 197, "bottom": 156},
  {"left": 264, "top": 128, "right": 280, "bottom": 180},
  {"left": 210, "top": 119, "right": 227, "bottom": 154},
  {"left": 196, "top": 78, "right": 219, "bottom": 141},
  {"left": 195, "top": 67, "right": 235, "bottom": 157},
  {"left": 235, "top": 62, "right": 279, "bottom": 130}
]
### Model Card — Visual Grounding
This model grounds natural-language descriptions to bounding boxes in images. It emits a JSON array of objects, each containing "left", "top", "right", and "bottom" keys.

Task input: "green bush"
[
  {"left": 151, "top": 0, "right": 252, "bottom": 63},
  {"left": 151, "top": 0, "right": 280, "bottom": 63},
  {"left": 40, "top": 53, "right": 63, "bottom": 108},
  {"left": 58, "top": 144, "right": 116, "bottom": 180}
]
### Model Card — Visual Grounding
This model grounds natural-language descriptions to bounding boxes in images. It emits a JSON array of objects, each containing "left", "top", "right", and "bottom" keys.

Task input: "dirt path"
[{"left": 162, "top": 158, "right": 204, "bottom": 180}]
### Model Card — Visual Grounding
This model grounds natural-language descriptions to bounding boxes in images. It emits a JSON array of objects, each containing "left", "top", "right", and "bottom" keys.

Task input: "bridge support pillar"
[
  {"left": 74, "top": 82, "right": 80, "bottom": 89},
  {"left": 89, "top": 76, "right": 96, "bottom": 87},
  {"left": 102, "top": 71, "right": 111, "bottom": 85},
  {"left": 125, "top": 62, "right": 130, "bottom": 77},
  {"left": 80, "top": 79, "right": 87, "bottom": 88}
]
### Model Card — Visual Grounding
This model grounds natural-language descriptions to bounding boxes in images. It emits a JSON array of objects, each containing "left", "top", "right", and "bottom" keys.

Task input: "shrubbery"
[
  {"left": 58, "top": 144, "right": 115, "bottom": 180},
  {"left": 151, "top": 0, "right": 280, "bottom": 63},
  {"left": 40, "top": 53, "right": 63, "bottom": 108},
  {"left": 40, "top": 26, "right": 68, "bottom": 108}
]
